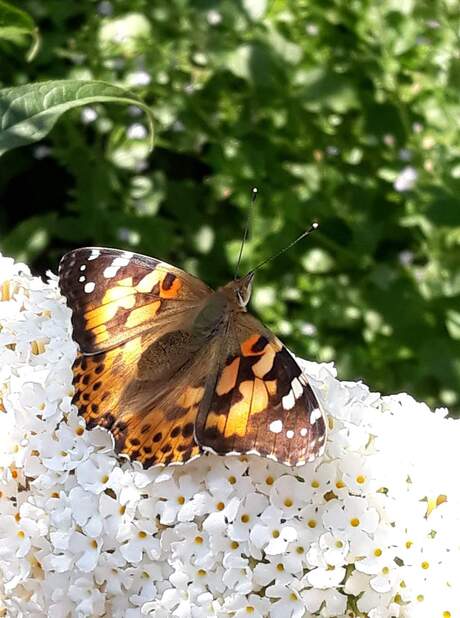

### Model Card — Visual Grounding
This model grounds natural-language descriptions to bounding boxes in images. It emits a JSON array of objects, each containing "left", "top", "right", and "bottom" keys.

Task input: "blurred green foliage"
[{"left": 1, "top": 0, "right": 460, "bottom": 412}]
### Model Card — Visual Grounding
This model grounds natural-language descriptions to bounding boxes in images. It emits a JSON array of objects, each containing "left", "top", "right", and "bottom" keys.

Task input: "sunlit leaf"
[{"left": 0, "top": 80, "right": 154, "bottom": 156}]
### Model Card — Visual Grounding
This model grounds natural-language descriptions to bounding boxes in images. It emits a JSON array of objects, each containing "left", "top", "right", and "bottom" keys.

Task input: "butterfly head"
[{"left": 223, "top": 272, "right": 255, "bottom": 309}]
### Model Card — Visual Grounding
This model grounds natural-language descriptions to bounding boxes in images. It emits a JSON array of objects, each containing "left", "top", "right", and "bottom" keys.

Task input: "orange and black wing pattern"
[
  {"left": 71, "top": 337, "right": 214, "bottom": 467},
  {"left": 195, "top": 315, "right": 327, "bottom": 467},
  {"left": 59, "top": 247, "right": 213, "bottom": 467},
  {"left": 59, "top": 247, "right": 211, "bottom": 354}
]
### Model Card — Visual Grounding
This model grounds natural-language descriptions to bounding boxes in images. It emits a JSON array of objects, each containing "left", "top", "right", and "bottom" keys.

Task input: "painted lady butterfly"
[{"left": 59, "top": 232, "right": 326, "bottom": 468}]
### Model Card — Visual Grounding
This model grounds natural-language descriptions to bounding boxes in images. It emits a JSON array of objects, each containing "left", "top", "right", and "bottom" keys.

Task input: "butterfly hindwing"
[
  {"left": 195, "top": 314, "right": 326, "bottom": 467},
  {"left": 59, "top": 247, "right": 211, "bottom": 354},
  {"left": 72, "top": 331, "right": 219, "bottom": 467}
]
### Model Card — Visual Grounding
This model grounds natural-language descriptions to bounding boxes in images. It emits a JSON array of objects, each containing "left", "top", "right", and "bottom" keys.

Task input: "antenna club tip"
[
  {"left": 311, "top": 221, "right": 319, "bottom": 230},
  {"left": 252, "top": 187, "right": 258, "bottom": 193}
]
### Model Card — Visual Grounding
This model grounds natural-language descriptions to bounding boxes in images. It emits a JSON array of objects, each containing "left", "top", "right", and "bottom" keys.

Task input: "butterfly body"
[{"left": 59, "top": 247, "right": 326, "bottom": 468}]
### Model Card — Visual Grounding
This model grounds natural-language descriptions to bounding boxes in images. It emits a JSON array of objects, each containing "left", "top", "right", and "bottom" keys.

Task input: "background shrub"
[{"left": 1, "top": 0, "right": 459, "bottom": 412}]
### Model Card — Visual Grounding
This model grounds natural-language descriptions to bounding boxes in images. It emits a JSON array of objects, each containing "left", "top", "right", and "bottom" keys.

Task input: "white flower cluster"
[{"left": 0, "top": 254, "right": 459, "bottom": 617}]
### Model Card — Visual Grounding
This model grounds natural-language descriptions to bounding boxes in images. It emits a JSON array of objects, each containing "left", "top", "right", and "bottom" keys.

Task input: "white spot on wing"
[
  {"left": 88, "top": 249, "right": 100, "bottom": 261},
  {"left": 292, "top": 378, "right": 303, "bottom": 399},
  {"left": 300, "top": 427, "right": 307, "bottom": 437},
  {"left": 103, "top": 266, "right": 118, "bottom": 278},
  {"left": 310, "top": 407, "right": 322, "bottom": 424},
  {"left": 79, "top": 276, "right": 85, "bottom": 283},
  {"left": 80, "top": 264, "right": 86, "bottom": 271},
  {"left": 269, "top": 419, "right": 283, "bottom": 434},
  {"left": 286, "top": 429, "right": 294, "bottom": 439},
  {"left": 113, "top": 257, "right": 130, "bottom": 268},
  {"left": 282, "top": 391, "right": 295, "bottom": 410},
  {"left": 84, "top": 281, "right": 95, "bottom": 294},
  {"left": 103, "top": 256, "right": 130, "bottom": 279}
]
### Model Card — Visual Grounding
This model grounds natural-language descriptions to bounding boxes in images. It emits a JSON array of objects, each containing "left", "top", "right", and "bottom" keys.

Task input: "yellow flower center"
[
  {"left": 374, "top": 548, "right": 383, "bottom": 557},
  {"left": 138, "top": 531, "right": 147, "bottom": 539},
  {"left": 228, "top": 475, "right": 237, "bottom": 485},
  {"left": 216, "top": 501, "right": 225, "bottom": 511},
  {"left": 284, "top": 498, "right": 293, "bottom": 508},
  {"left": 311, "top": 480, "right": 320, "bottom": 488},
  {"left": 421, "top": 561, "right": 429, "bottom": 570},
  {"left": 276, "top": 563, "right": 284, "bottom": 572},
  {"left": 307, "top": 519, "right": 317, "bottom": 529},
  {"left": 356, "top": 475, "right": 366, "bottom": 484},
  {"left": 177, "top": 495, "right": 185, "bottom": 505},
  {"left": 194, "top": 536, "right": 203, "bottom": 545},
  {"left": 241, "top": 514, "right": 250, "bottom": 523},
  {"left": 265, "top": 475, "right": 274, "bottom": 485},
  {"left": 272, "top": 529, "right": 280, "bottom": 538},
  {"left": 350, "top": 518, "right": 360, "bottom": 527}
]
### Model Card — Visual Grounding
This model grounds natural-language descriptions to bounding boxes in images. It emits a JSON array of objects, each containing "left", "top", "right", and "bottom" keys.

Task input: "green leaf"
[
  {"left": 0, "top": 80, "right": 155, "bottom": 156},
  {"left": 0, "top": 0, "right": 39, "bottom": 61}
]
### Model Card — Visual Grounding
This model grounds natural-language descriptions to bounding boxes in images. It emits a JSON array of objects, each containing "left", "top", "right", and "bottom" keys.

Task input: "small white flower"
[
  {"left": 126, "top": 70, "right": 151, "bottom": 86},
  {"left": 269, "top": 475, "right": 305, "bottom": 517},
  {"left": 228, "top": 492, "right": 268, "bottom": 541},
  {"left": 69, "top": 531, "right": 102, "bottom": 572},
  {"left": 250, "top": 505, "right": 297, "bottom": 555},
  {"left": 81, "top": 107, "right": 98, "bottom": 124},
  {"left": 265, "top": 583, "right": 305, "bottom": 618},
  {"left": 75, "top": 454, "right": 116, "bottom": 494},
  {"left": 118, "top": 520, "right": 160, "bottom": 563},
  {"left": 206, "top": 9, "right": 222, "bottom": 25},
  {"left": 304, "top": 587, "right": 347, "bottom": 615},
  {"left": 68, "top": 576, "right": 106, "bottom": 616},
  {"left": 224, "top": 593, "right": 271, "bottom": 617},
  {"left": 127, "top": 123, "right": 148, "bottom": 140},
  {"left": 394, "top": 166, "right": 418, "bottom": 192}
]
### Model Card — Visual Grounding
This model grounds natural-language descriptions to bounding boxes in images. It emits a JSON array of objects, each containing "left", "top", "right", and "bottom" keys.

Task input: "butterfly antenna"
[
  {"left": 248, "top": 221, "right": 319, "bottom": 275},
  {"left": 234, "top": 187, "right": 258, "bottom": 279}
]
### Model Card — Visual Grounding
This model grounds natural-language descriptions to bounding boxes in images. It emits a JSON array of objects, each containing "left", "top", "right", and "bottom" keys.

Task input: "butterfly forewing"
[{"left": 59, "top": 247, "right": 211, "bottom": 354}]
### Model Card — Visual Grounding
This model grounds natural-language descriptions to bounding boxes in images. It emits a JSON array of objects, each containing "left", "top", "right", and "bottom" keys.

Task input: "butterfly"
[{"left": 59, "top": 244, "right": 327, "bottom": 469}]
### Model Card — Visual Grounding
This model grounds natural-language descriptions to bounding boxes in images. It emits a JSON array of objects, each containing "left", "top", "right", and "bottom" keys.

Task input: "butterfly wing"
[
  {"left": 72, "top": 332, "right": 219, "bottom": 466},
  {"left": 195, "top": 313, "right": 326, "bottom": 467},
  {"left": 59, "top": 247, "right": 211, "bottom": 354},
  {"left": 60, "top": 247, "right": 215, "bottom": 467}
]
